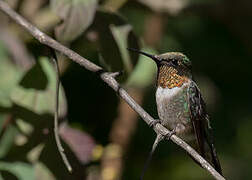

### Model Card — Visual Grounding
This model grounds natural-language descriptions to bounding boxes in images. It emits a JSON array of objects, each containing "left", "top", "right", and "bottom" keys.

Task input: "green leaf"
[
  {"left": 126, "top": 47, "right": 157, "bottom": 88},
  {"left": 0, "top": 126, "right": 18, "bottom": 158},
  {"left": 34, "top": 162, "right": 56, "bottom": 180},
  {"left": 19, "top": 61, "right": 48, "bottom": 90},
  {"left": 0, "top": 116, "right": 18, "bottom": 158},
  {"left": 11, "top": 57, "right": 67, "bottom": 117},
  {"left": 98, "top": 24, "right": 124, "bottom": 72},
  {"left": 0, "top": 52, "right": 23, "bottom": 108},
  {"left": 0, "top": 161, "right": 35, "bottom": 180},
  {"left": 50, "top": 0, "right": 98, "bottom": 42},
  {"left": 110, "top": 24, "right": 139, "bottom": 74},
  {"left": 93, "top": 11, "right": 139, "bottom": 80}
]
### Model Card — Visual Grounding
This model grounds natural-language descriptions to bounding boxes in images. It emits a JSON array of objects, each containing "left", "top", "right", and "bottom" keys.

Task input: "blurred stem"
[
  {"left": 101, "top": 88, "right": 144, "bottom": 180},
  {"left": 0, "top": 115, "right": 13, "bottom": 141},
  {"left": 51, "top": 49, "right": 72, "bottom": 173}
]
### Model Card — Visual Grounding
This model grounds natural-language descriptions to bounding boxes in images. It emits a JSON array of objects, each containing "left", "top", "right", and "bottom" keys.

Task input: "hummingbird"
[{"left": 127, "top": 48, "right": 222, "bottom": 177}]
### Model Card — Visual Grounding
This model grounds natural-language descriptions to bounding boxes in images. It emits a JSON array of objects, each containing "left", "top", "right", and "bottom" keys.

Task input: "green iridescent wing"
[{"left": 187, "top": 81, "right": 222, "bottom": 175}]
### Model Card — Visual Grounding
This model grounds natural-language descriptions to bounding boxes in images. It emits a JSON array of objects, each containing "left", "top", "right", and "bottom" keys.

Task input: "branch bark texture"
[{"left": 0, "top": 1, "right": 225, "bottom": 180}]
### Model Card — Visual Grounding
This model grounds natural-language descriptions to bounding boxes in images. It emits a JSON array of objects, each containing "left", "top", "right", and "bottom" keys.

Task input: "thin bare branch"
[
  {"left": 51, "top": 49, "right": 72, "bottom": 173},
  {"left": 0, "top": 2, "right": 225, "bottom": 180},
  {"left": 107, "top": 71, "right": 123, "bottom": 78}
]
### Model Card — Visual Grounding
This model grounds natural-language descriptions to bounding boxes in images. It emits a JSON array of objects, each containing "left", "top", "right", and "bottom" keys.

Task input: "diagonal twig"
[{"left": 0, "top": 1, "right": 225, "bottom": 180}]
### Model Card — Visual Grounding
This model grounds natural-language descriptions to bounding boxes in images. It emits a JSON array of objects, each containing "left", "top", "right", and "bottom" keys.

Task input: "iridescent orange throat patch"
[{"left": 157, "top": 66, "right": 188, "bottom": 89}]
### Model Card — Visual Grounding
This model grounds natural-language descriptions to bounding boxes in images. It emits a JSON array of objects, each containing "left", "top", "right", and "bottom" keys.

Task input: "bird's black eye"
[{"left": 171, "top": 59, "right": 178, "bottom": 66}]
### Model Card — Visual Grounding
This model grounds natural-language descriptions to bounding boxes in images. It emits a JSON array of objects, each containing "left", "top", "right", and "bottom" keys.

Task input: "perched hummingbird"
[{"left": 127, "top": 48, "right": 222, "bottom": 176}]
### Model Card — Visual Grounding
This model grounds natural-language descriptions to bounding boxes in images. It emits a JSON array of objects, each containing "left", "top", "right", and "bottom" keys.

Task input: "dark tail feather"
[
  {"left": 209, "top": 143, "right": 223, "bottom": 175},
  {"left": 204, "top": 123, "right": 223, "bottom": 175},
  {"left": 187, "top": 138, "right": 223, "bottom": 176}
]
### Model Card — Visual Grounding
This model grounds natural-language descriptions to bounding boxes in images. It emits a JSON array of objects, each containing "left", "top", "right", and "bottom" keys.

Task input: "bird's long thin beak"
[{"left": 127, "top": 48, "right": 160, "bottom": 64}]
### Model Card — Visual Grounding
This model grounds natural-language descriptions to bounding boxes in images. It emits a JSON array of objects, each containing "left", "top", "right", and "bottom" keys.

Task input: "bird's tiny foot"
[
  {"left": 149, "top": 119, "right": 161, "bottom": 128},
  {"left": 164, "top": 127, "right": 176, "bottom": 140}
]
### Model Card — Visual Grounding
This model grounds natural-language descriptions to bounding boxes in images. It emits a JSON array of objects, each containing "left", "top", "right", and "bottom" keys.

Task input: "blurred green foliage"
[{"left": 0, "top": 0, "right": 252, "bottom": 179}]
